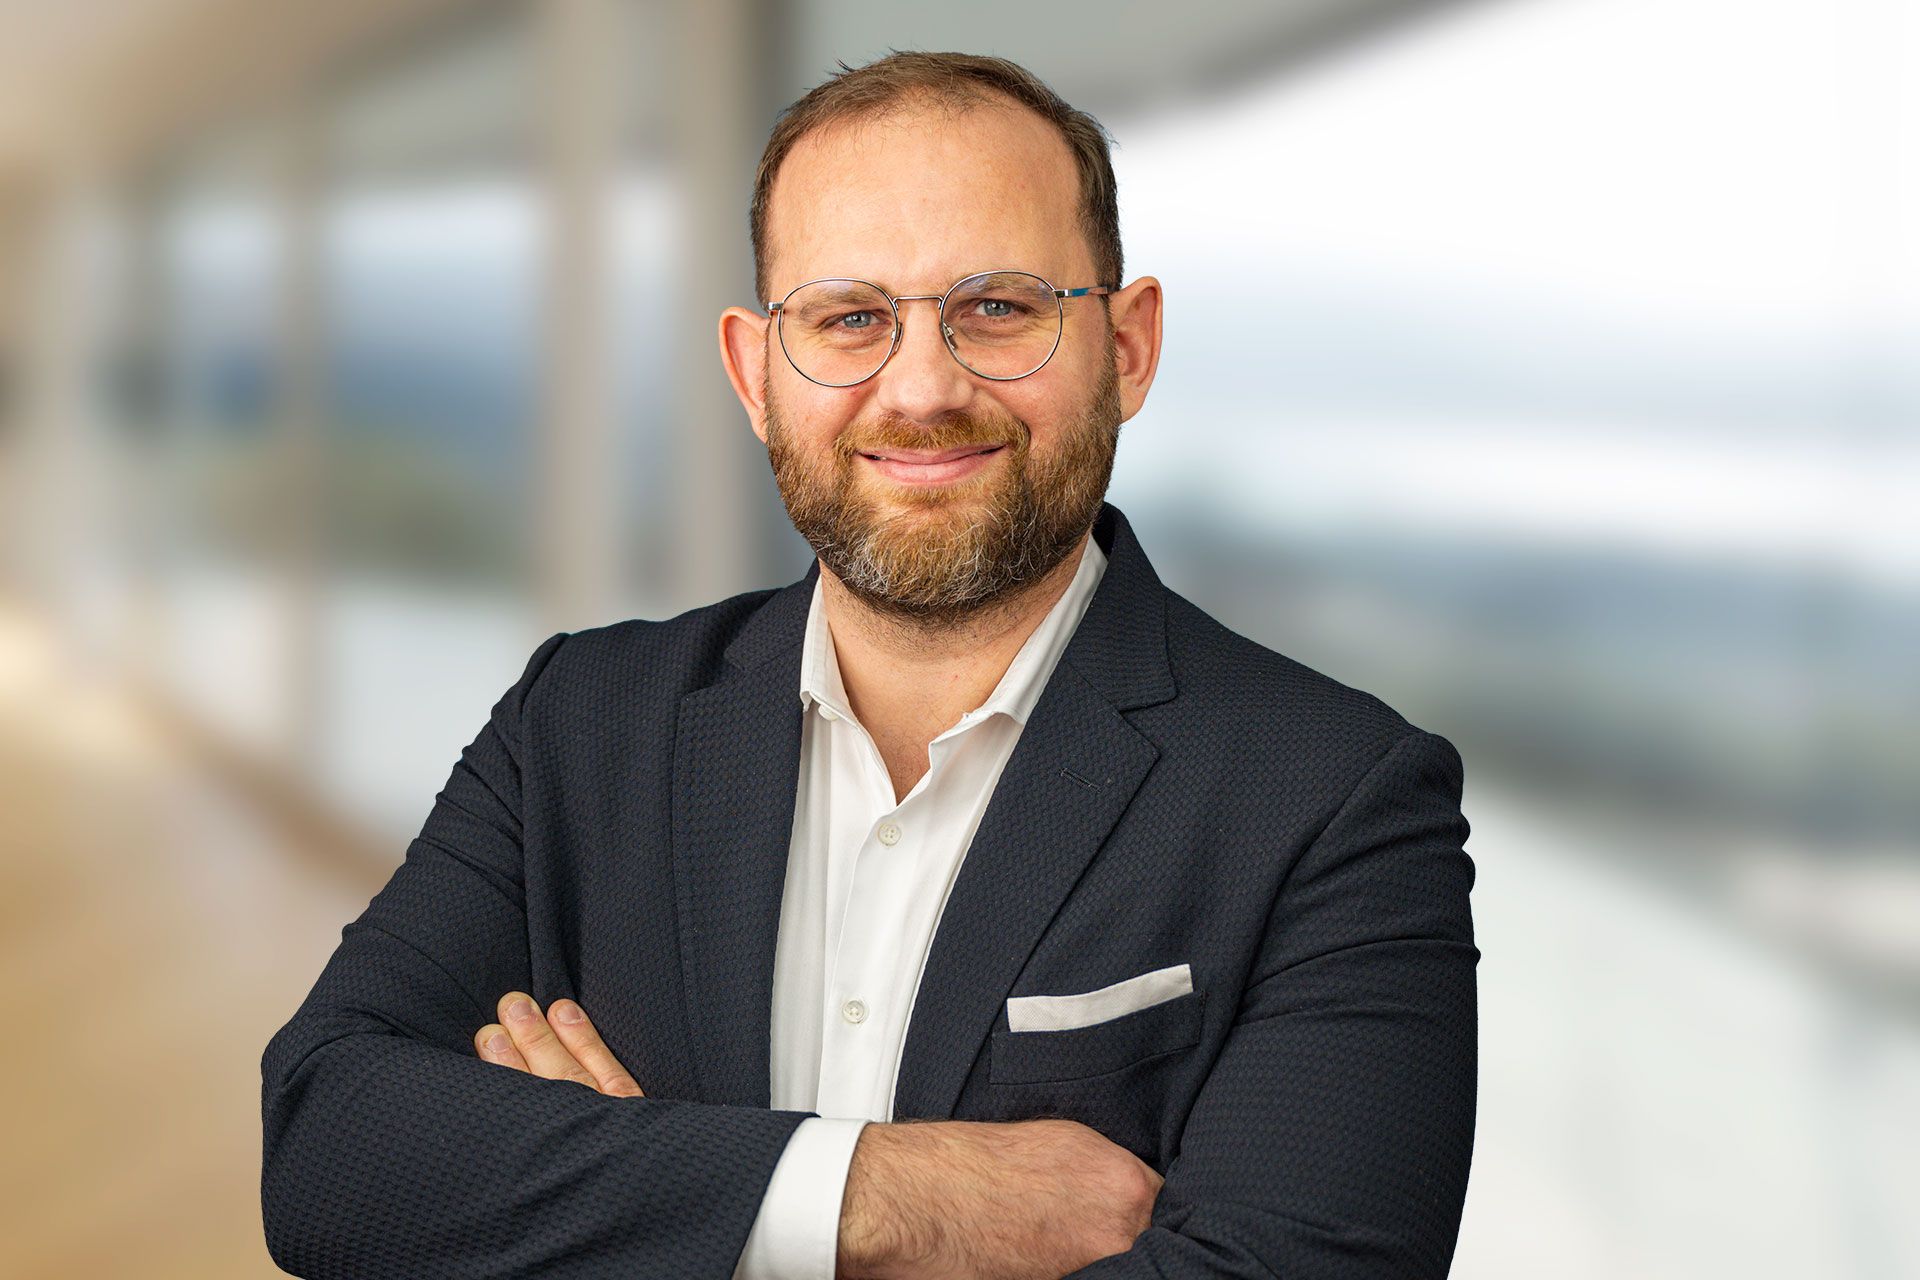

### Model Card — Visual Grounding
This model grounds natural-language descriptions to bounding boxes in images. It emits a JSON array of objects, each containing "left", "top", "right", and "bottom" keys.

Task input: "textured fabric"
[
  {"left": 735, "top": 531, "right": 1107, "bottom": 1278},
  {"left": 259, "top": 501, "right": 1478, "bottom": 1279}
]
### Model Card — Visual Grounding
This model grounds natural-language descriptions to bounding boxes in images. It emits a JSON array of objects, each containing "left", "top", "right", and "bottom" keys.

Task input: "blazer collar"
[{"left": 672, "top": 500, "right": 1176, "bottom": 1113}]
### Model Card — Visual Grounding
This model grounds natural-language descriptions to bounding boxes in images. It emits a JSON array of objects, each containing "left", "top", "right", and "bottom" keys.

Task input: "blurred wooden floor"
[{"left": 0, "top": 600, "right": 385, "bottom": 1279}]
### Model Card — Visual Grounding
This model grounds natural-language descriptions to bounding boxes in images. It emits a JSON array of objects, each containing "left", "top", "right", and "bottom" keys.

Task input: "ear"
[
  {"left": 1107, "top": 275, "right": 1164, "bottom": 423},
  {"left": 718, "top": 305, "right": 772, "bottom": 444}
]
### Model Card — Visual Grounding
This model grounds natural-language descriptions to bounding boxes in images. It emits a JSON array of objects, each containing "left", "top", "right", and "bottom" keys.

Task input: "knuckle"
[
  {"left": 519, "top": 1035, "right": 556, "bottom": 1061},
  {"left": 1131, "top": 1161, "right": 1159, "bottom": 1204},
  {"left": 562, "top": 1026, "right": 604, "bottom": 1054},
  {"left": 1090, "top": 1152, "right": 1151, "bottom": 1213}
]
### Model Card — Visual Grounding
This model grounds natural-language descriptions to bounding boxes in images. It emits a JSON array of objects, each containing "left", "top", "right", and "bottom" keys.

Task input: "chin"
[{"left": 869, "top": 469, "right": 1005, "bottom": 505}]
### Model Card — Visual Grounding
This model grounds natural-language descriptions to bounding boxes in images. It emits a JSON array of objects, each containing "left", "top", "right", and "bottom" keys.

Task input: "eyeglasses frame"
[{"left": 763, "top": 269, "right": 1119, "bottom": 387}]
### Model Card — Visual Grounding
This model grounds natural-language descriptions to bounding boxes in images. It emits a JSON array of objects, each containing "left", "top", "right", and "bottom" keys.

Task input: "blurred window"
[
  {"left": 1106, "top": 0, "right": 1918, "bottom": 845},
  {"left": 313, "top": 7, "right": 542, "bottom": 834},
  {"left": 148, "top": 130, "right": 295, "bottom": 756}
]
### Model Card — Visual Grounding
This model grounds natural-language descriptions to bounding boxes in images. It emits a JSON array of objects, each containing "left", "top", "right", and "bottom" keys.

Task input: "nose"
[{"left": 869, "top": 295, "right": 975, "bottom": 423}]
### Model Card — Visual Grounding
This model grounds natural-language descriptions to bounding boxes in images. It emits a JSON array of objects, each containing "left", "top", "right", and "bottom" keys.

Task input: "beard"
[{"left": 764, "top": 342, "right": 1122, "bottom": 629}]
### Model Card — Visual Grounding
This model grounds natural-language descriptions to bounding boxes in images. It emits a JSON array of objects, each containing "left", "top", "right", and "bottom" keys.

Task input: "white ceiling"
[
  {"left": 0, "top": 0, "right": 1461, "bottom": 179},
  {"left": 781, "top": 0, "right": 1459, "bottom": 125}
]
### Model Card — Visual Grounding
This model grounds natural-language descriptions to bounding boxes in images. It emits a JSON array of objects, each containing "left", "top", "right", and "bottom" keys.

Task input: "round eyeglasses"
[{"left": 765, "top": 270, "right": 1117, "bottom": 388}]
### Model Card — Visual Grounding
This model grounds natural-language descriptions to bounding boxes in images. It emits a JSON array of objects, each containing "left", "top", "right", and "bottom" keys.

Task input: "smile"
[{"left": 858, "top": 444, "right": 1006, "bottom": 486}]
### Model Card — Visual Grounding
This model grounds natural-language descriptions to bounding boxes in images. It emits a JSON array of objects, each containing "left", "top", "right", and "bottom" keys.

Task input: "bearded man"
[{"left": 263, "top": 51, "right": 1479, "bottom": 1280}]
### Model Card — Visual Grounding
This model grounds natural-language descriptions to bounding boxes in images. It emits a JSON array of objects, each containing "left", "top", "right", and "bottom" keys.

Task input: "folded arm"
[
  {"left": 260, "top": 632, "right": 813, "bottom": 1279},
  {"left": 824, "top": 729, "right": 1478, "bottom": 1280},
  {"left": 1058, "top": 727, "right": 1481, "bottom": 1279}
]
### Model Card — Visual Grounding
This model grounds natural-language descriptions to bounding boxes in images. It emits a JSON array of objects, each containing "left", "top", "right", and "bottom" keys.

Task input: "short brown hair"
[{"left": 749, "top": 51, "right": 1123, "bottom": 305}]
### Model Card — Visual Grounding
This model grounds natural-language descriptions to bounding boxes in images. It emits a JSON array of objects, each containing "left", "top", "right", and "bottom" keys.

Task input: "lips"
[{"left": 858, "top": 444, "right": 1005, "bottom": 464}]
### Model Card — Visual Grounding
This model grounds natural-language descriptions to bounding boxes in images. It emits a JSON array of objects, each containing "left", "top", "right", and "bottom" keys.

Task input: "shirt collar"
[{"left": 798, "top": 532, "right": 1110, "bottom": 731}]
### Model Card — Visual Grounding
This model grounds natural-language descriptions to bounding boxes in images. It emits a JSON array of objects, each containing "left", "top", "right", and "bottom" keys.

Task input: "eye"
[
  {"left": 978, "top": 298, "right": 1017, "bottom": 318},
  {"left": 834, "top": 310, "right": 883, "bottom": 331}
]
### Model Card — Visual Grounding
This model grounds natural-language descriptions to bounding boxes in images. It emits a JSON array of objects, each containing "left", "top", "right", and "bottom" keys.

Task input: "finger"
[
  {"left": 497, "top": 991, "right": 599, "bottom": 1090},
  {"left": 546, "top": 999, "right": 645, "bottom": 1097},
  {"left": 474, "top": 1022, "right": 530, "bottom": 1072}
]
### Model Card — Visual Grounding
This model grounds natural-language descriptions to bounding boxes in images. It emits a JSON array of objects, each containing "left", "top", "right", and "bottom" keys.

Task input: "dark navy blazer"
[{"left": 261, "top": 501, "right": 1479, "bottom": 1278}]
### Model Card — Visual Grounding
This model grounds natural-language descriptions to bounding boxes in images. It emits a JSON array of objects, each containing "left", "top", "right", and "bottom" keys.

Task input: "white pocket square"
[{"left": 1005, "top": 962, "right": 1194, "bottom": 1033}]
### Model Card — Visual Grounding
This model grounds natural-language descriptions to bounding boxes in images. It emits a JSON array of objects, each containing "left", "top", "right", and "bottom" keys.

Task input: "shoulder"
[
  {"left": 1150, "top": 586, "right": 1455, "bottom": 793},
  {"left": 518, "top": 584, "right": 788, "bottom": 712}
]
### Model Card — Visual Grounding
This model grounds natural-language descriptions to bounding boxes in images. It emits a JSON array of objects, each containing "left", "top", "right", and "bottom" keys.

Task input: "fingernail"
[
  {"left": 486, "top": 1033, "right": 511, "bottom": 1054},
  {"left": 507, "top": 998, "right": 533, "bottom": 1021},
  {"left": 552, "top": 1001, "right": 583, "bottom": 1024}
]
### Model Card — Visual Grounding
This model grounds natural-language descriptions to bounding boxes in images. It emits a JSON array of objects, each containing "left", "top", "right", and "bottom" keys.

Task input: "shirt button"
[
  {"left": 842, "top": 998, "right": 868, "bottom": 1024},
  {"left": 877, "top": 821, "right": 902, "bottom": 846},
  {"left": 820, "top": 706, "right": 840, "bottom": 721}
]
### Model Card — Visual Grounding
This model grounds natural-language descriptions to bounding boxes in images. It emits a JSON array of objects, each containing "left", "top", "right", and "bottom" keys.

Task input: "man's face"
[{"left": 753, "top": 98, "right": 1126, "bottom": 626}]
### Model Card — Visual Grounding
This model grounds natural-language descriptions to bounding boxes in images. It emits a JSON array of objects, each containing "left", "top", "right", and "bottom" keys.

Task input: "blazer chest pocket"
[{"left": 990, "top": 987, "right": 1206, "bottom": 1085}]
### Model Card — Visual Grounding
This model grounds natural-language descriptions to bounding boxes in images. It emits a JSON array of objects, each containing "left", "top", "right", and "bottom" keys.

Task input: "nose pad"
[
  {"left": 871, "top": 296, "right": 975, "bottom": 417},
  {"left": 888, "top": 299, "right": 959, "bottom": 367}
]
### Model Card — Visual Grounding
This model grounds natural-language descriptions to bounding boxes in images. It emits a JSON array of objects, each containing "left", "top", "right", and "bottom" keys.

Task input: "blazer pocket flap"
[
  {"left": 991, "top": 987, "right": 1206, "bottom": 1085},
  {"left": 1005, "top": 962, "right": 1194, "bottom": 1032}
]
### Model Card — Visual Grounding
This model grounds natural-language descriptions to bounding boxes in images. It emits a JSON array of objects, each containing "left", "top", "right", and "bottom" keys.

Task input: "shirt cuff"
[{"left": 731, "top": 1115, "right": 870, "bottom": 1280}]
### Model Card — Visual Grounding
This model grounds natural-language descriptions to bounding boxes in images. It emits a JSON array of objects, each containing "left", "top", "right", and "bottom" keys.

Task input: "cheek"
[
  {"left": 771, "top": 378, "right": 865, "bottom": 449},
  {"left": 1028, "top": 330, "right": 1102, "bottom": 400},
  {"left": 999, "top": 378, "right": 1081, "bottom": 444}
]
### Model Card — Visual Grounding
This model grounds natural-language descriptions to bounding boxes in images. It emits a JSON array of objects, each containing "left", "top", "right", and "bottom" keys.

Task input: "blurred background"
[{"left": 0, "top": 0, "right": 1915, "bottom": 1275}]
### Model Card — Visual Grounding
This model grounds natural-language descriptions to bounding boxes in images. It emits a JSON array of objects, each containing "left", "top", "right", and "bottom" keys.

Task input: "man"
[{"left": 261, "top": 51, "right": 1478, "bottom": 1280}]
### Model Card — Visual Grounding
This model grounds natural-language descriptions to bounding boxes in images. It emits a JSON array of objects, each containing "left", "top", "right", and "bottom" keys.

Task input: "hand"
[
  {"left": 473, "top": 991, "right": 645, "bottom": 1098},
  {"left": 838, "top": 1117, "right": 1163, "bottom": 1280}
]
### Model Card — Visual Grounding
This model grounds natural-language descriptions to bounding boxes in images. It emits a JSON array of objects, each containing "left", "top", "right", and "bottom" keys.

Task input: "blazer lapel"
[
  {"left": 671, "top": 564, "right": 816, "bottom": 1107},
  {"left": 891, "top": 503, "right": 1178, "bottom": 1121}
]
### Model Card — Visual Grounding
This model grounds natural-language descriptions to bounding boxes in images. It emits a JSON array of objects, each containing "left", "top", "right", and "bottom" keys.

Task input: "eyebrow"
[
  {"left": 789, "top": 283, "right": 887, "bottom": 306},
  {"left": 957, "top": 271, "right": 1040, "bottom": 289}
]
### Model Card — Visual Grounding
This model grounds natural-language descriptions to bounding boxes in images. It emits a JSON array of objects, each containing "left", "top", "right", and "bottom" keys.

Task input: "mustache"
[{"left": 833, "top": 412, "right": 1028, "bottom": 461}]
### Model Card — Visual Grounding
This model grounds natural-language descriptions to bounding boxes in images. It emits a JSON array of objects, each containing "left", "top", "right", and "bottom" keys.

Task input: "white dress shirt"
[{"left": 731, "top": 532, "right": 1109, "bottom": 1280}]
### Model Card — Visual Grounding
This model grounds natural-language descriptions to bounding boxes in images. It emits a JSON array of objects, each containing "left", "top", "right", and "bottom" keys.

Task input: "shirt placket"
[{"left": 814, "top": 720, "right": 968, "bottom": 1119}]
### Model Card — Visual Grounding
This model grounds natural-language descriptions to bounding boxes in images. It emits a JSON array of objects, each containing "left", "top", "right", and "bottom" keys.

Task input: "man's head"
[{"left": 718, "top": 52, "right": 1163, "bottom": 627}]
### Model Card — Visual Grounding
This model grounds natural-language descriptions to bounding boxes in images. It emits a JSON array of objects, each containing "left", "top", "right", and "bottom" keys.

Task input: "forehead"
[{"left": 765, "top": 97, "right": 1090, "bottom": 297}]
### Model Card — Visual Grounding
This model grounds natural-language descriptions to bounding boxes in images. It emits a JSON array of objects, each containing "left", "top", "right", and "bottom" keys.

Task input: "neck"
[{"left": 817, "top": 528, "right": 1092, "bottom": 738}]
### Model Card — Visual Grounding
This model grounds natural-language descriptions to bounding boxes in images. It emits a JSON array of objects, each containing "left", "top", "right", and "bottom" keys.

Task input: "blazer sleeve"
[
  {"left": 1066, "top": 728, "right": 1480, "bottom": 1279},
  {"left": 259, "top": 631, "right": 814, "bottom": 1279}
]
